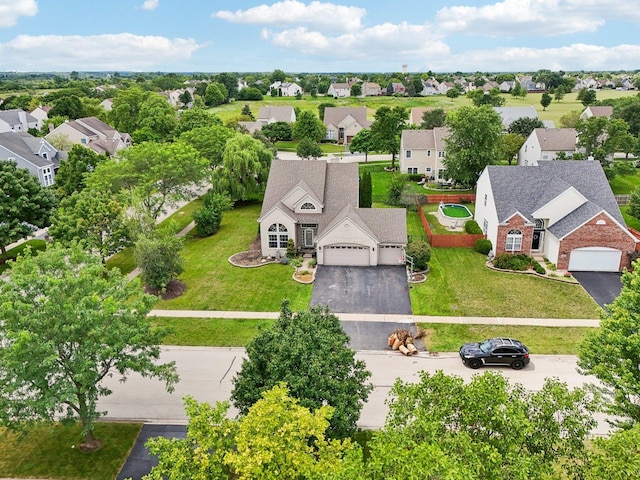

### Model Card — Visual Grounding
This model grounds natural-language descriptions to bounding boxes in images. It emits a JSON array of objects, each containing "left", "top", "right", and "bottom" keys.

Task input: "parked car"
[{"left": 459, "top": 337, "right": 530, "bottom": 370}]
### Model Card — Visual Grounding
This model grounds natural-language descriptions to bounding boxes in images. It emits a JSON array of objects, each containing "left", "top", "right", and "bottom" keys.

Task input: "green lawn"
[
  {"left": 420, "top": 323, "right": 589, "bottom": 355},
  {"left": 156, "top": 202, "right": 313, "bottom": 311},
  {"left": 275, "top": 140, "right": 347, "bottom": 154},
  {"left": 0, "top": 423, "right": 140, "bottom": 480},
  {"left": 609, "top": 171, "right": 640, "bottom": 194},
  {"left": 410, "top": 247, "right": 599, "bottom": 319},
  {"left": 0, "top": 239, "right": 47, "bottom": 274},
  {"left": 154, "top": 317, "right": 274, "bottom": 346}
]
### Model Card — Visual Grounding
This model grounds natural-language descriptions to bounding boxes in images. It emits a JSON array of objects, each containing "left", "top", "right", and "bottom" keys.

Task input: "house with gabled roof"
[
  {"left": 493, "top": 106, "right": 539, "bottom": 130},
  {"left": 0, "top": 109, "right": 39, "bottom": 133},
  {"left": 475, "top": 161, "right": 637, "bottom": 272},
  {"left": 399, "top": 128, "right": 449, "bottom": 181},
  {"left": 327, "top": 83, "right": 351, "bottom": 98},
  {"left": 257, "top": 105, "right": 296, "bottom": 124},
  {"left": 518, "top": 128, "right": 579, "bottom": 166},
  {"left": 30, "top": 106, "right": 52, "bottom": 129},
  {"left": 323, "top": 107, "right": 370, "bottom": 145},
  {"left": 0, "top": 132, "right": 59, "bottom": 187},
  {"left": 258, "top": 159, "right": 406, "bottom": 266},
  {"left": 580, "top": 105, "right": 614, "bottom": 120},
  {"left": 45, "top": 117, "right": 131, "bottom": 156},
  {"left": 362, "top": 82, "right": 382, "bottom": 96},
  {"left": 269, "top": 81, "right": 302, "bottom": 97}
]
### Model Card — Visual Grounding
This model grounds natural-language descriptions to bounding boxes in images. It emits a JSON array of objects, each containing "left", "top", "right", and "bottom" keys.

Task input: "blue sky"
[{"left": 0, "top": 0, "right": 638, "bottom": 73}]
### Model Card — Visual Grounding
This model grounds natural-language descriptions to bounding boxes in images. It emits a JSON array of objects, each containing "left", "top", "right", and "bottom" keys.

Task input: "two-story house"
[
  {"left": 0, "top": 132, "right": 60, "bottom": 187},
  {"left": 45, "top": 117, "right": 131, "bottom": 156},
  {"left": 399, "top": 128, "right": 449, "bottom": 181},
  {"left": 518, "top": 128, "right": 579, "bottom": 166},
  {"left": 323, "top": 107, "right": 370, "bottom": 145}
]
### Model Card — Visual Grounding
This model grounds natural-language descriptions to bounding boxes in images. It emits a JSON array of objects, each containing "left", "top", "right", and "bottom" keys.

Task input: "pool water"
[
  {"left": 436, "top": 203, "right": 473, "bottom": 229},
  {"left": 441, "top": 204, "right": 473, "bottom": 218}
]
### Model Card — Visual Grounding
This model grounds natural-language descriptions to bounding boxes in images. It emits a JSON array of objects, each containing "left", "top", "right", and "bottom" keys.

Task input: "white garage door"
[
  {"left": 323, "top": 246, "right": 370, "bottom": 266},
  {"left": 379, "top": 245, "right": 404, "bottom": 265},
  {"left": 568, "top": 247, "right": 622, "bottom": 272}
]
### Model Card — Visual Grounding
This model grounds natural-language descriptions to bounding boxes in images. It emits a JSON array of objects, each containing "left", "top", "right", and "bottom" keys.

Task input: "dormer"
[
  {"left": 532, "top": 186, "right": 587, "bottom": 227},
  {"left": 281, "top": 180, "right": 323, "bottom": 212},
  {"left": 294, "top": 198, "right": 322, "bottom": 214}
]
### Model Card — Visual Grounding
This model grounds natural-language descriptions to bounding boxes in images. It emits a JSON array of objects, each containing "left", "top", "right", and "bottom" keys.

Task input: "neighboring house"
[
  {"left": 493, "top": 106, "right": 539, "bottom": 130},
  {"left": 323, "top": 107, "right": 370, "bottom": 145},
  {"left": 362, "top": 82, "right": 382, "bottom": 96},
  {"left": 475, "top": 160, "right": 637, "bottom": 272},
  {"left": 100, "top": 98, "right": 113, "bottom": 111},
  {"left": 30, "top": 105, "right": 52, "bottom": 129},
  {"left": 0, "top": 109, "right": 39, "bottom": 133},
  {"left": 408, "top": 107, "right": 440, "bottom": 126},
  {"left": 269, "top": 81, "right": 303, "bottom": 97},
  {"left": 0, "top": 132, "right": 59, "bottom": 187},
  {"left": 257, "top": 105, "right": 296, "bottom": 124},
  {"left": 45, "top": 117, "right": 131, "bottom": 156},
  {"left": 420, "top": 80, "right": 438, "bottom": 96},
  {"left": 389, "top": 83, "right": 406, "bottom": 95},
  {"left": 580, "top": 105, "right": 614, "bottom": 120},
  {"left": 481, "top": 81, "right": 500, "bottom": 92},
  {"left": 165, "top": 88, "right": 195, "bottom": 108},
  {"left": 499, "top": 81, "right": 516, "bottom": 92},
  {"left": 327, "top": 83, "right": 351, "bottom": 98},
  {"left": 399, "top": 128, "right": 449, "bottom": 180},
  {"left": 258, "top": 159, "right": 407, "bottom": 266},
  {"left": 438, "top": 82, "right": 455, "bottom": 95},
  {"left": 518, "top": 128, "right": 579, "bottom": 166}
]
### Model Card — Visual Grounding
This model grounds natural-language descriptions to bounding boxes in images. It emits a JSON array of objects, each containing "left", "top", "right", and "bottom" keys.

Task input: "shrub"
[
  {"left": 464, "top": 220, "right": 483, "bottom": 234},
  {"left": 286, "top": 238, "right": 296, "bottom": 258},
  {"left": 308, "top": 258, "right": 317, "bottom": 268},
  {"left": 407, "top": 174, "right": 424, "bottom": 182},
  {"left": 289, "top": 258, "right": 302, "bottom": 268},
  {"left": 298, "top": 270, "right": 311, "bottom": 276},
  {"left": 492, "top": 253, "right": 532, "bottom": 271},
  {"left": 193, "top": 204, "right": 222, "bottom": 237},
  {"left": 279, "top": 256, "right": 290, "bottom": 265},
  {"left": 533, "top": 261, "right": 546, "bottom": 274},
  {"left": 475, "top": 238, "right": 492, "bottom": 255},
  {"left": 405, "top": 240, "right": 431, "bottom": 271}
]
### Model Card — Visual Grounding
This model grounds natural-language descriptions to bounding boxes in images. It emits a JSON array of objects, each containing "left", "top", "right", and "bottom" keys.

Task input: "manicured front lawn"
[
  {"left": 609, "top": 171, "right": 640, "bottom": 194},
  {"left": 419, "top": 323, "right": 589, "bottom": 355},
  {"left": 154, "top": 317, "right": 274, "bottom": 346},
  {"left": 0, "top": 423, "right": 140, "bottom": 480},
  {"left": 621, "top": 205, "right": 640, "bottom": 231},
  {"left": 410, "top": 247, "right": 599, "bottom": 318},
  {"left": 156, "top": 202, "right": 313, "bottom": 311}
]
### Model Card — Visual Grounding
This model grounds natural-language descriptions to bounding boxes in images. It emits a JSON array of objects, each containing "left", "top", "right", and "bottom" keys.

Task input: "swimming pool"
[{"left": 436, "top": 203, "right": 473, "bottom": 229}]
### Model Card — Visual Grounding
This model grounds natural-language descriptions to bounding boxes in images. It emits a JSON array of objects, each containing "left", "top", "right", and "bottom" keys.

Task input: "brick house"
[{"left": 475, "top": 161, "right": 638, "bottom": 272}]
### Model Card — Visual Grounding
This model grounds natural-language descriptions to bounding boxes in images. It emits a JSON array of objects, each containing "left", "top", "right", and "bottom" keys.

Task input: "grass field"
[
  {"left": 0, "top": 239, "right": 47, "bottom": 274},
  {"left": 410, "top": 247, "right": 599, "bottom": 319},
  {"left": 213, "top": 89, "right": 638, "bottom": 126},
  {"left": 0, "top": 423, "right": 140, "bottom": 480}
]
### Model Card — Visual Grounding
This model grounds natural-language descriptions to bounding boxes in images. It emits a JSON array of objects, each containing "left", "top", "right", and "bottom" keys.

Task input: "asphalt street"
[{"left": 99, "top": 346, "right": 613, "bottom": 434}]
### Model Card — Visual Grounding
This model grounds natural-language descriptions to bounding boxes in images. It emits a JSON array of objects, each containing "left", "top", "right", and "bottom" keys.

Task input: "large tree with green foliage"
[
  {"left": 577, "top": 116, "right": 635, "bottom": 160},
  {"left": 578, "top": 260, "right": 640, "bottom": 427},
  {"left": 231, "top": 302, "right": 373, "bottom": 438},
  {"left": 586, "top": 424, "right": 640, "bottom": 479},
  {"left": 0, "top": 161, "right": 56, "bottom": 259},
  {"left": 174, "top": 108, "right": 222, "bottom": 135},
  {"left": 54, "top": 144, "right": 107, "bottom": 198},
  {"left": 370, "top": 106, "right": 408, "bottom": 169},
  {"left": 499, "top": 132, "right": 526, "bottom": 165},
  {"left": 109, "top": 85, "right": 149, "bottom": 133},
  {"left": 212, "top": 133, "right": 273, "bottom": 200},
  {"left": 134, "top": 225, "right": 184, "bottom": 291},
  {"left": 134, "top": 93, "right": 178, "bottom": 142},
  {"left": 444, "top": 105, "right": 503, "bottom": 187},
  {"left": 467, "top": 88, "right": 506, "bottom": 107},
  {"left": 0, "top": 243, "right": 178, "bottom": 451},
  {"left": 296, "top": 137, "right": 323, "bottom": 160},
  {"left": 507, "top": 117, "right": 545, "bottom": 137},
  {"left": 577, "top": 88, "right": 597, "bottom": 107},
  {"left": 372, "top": 370, "right": 597, "bottom": 479},
  {"left": 349, "top": 129, "right": 374, "bottom": 162},
  {"left": 261, "top": 121, "right": 293, "bottom": 142},
  {"left": 420, "top": 108, "right": 447, "bottom": 129},
  {"left": 292, "top": 110, "right": 325, "bottom": 142},
  {"left": 178, "top": 124, "right": 236, "bottom": 168}
]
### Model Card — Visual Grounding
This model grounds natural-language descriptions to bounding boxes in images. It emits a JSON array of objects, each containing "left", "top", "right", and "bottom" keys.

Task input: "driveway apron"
[
  {"left": 572, "top": 271, "right": 622, "bottom": 308},
  {"left": 310, "top": 265, "right": 412, "bottom": 315}
]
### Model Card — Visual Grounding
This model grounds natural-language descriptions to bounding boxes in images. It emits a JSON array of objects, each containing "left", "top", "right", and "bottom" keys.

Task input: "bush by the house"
[
  {"left": 289, "top": 257, "right": 302, "bottom": 268},
  {"left": 193, "top": 192, "right": 233, "bottom": 237},
  {"left": 407, "top": 173, "right": 424, "bottom": 182},
  {"left": 286, "top": 238, "right": 296, "bottom": 258},
  {"left": 475, "top": 238, "right": 492, "bottom": 255},
  {"left": 405, "top": 240, "right": 431, "bottom": 271},
  {"left": 492, "top": 253, "right": 532, "bottom": 271},
  {"left": 464, "top": 220, "right": 483, "bottom": 234},
  {"left": 533, "top": 261, "right": 546, "bottom": 274}
]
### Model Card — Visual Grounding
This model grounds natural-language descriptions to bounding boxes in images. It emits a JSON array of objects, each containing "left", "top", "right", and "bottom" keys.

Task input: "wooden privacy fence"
[
  {"left": 417, "top": 200, "right": 485, "bottom": 248},
  {"left": 424, "top": 193, "right": 476, "bottom": 204}
]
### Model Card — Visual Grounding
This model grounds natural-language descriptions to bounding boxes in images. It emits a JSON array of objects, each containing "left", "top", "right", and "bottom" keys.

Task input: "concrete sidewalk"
[{"left": 148, "top": 309, "right": 600, "bottom": 327}]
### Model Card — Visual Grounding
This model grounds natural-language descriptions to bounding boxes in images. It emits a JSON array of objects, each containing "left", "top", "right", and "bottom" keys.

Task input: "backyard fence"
[
  {"left": 417, "top": 200, "right": 485, "bottom": 248},
  {"left": 424, "top": 193, "right": 476, "bottom": 204},
  {"left": 615, "top": 194, "right": 631, "bottom": 205}
]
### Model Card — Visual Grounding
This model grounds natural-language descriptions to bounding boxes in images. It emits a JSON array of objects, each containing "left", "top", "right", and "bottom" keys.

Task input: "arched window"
[
  {"left": 534, "top": 219, "right": 544, "bottom": 229},
  {"left": 505, "top": 229, "right": 523, "bottom": 252},
  {"left": 300, "top": 202, "right": 316, "bottom": 210},
  {"left": 268, "top": 223, "right": 289, "bottom": 248}
]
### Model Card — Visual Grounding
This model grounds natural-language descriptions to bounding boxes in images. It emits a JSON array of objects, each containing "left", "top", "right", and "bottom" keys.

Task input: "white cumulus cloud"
[
  {"left": 0, "top": 34, "right": 202, "bottom": 71},
  {"left": 141, "top": 0, "right": 159, "bottom": 11},
  {"left": 214, "top": 0, "right": 366, "bottom": 33},
  {"left": 0, "top": 0, "right": 38, "bottom": 28}
]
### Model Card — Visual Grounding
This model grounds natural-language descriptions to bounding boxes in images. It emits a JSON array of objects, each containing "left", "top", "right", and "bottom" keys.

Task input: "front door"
[
  {"left": 303, "top": 228, "right": 314, "bottom": 248},
  {"left": 532, "top": 230, "right": 543, "bottom": 250}
]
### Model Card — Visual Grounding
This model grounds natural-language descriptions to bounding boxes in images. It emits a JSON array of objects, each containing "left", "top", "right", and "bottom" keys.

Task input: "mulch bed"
[
  {"left": 229, "top": 236, "right": 277, "bottom": 267},
  {"left": 144, "top": 279, "right": 186, "bottom": 300}
]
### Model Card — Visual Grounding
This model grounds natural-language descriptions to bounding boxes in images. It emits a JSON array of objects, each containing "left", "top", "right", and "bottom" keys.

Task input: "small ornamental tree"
[
  {"left": 231, "top": 301, "right": 373, "bottom": 438},
  {"left": 359, "top": 170, "right": 372, "bottom": 208},
  {"left": 540, "top": 92, "right": 552, "bottom": 111},
  {"left": 0, "top": 243, "right": 178, "bottom": 451},
  {"left": 134, "top": 226, "right": 185, "bottom": 292},
  {"left": 405, "top": 240, "right": 431, "bottom": 271},
  {"left": 628, "top": 185, "right": 640, "bottom": 220},
  {"left": 192, "top": 191, "right": 233, "bottom": 237}
]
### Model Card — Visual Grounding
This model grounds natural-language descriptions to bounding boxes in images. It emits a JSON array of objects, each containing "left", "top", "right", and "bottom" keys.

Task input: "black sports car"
[{"left": 459, "top": 337, "right": 530, "bottom": 370}]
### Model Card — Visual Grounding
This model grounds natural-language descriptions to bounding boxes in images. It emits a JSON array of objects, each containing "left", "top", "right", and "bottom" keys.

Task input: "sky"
[{"left": 0, "top": 0, "right": 638, "bottom": 73}]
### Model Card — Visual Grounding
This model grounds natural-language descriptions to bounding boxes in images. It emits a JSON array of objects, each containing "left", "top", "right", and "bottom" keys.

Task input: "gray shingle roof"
[
  {"left": 486, "top": 160, "right": 625, "bottom": 238},
  {"left": 323, "top": 107, "right": 368, "bottom": 128},
  {"left": 260, "top": 159, "right": 405, "bottom": 241},
  {"left": 532, "top": 128, "right": 577, "bottom": 151},
  {"left": 586, "top": 106, "right": 613, "bottom": 118},
  {"left": 493, "top": 106, "right": 538, "bottom": 128},
  {"left": 0, "top": 109, "right": 37, "bottom": 127},
  {"left": 0, "top": 132, "right": 56, "bottom": 168},
  {"left": 401, "top": 127, "right": 449, "bottom": 150},
  {"left": 257, "top": 106, "right": 295, "bottom": 123}
]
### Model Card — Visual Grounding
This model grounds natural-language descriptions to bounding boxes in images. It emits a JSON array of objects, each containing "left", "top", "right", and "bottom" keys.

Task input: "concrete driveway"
[
  {"left": 572, "top": 271, "right": 622, "bottom": 308},
  {"left": 310, "top": 265, "right": 412, "bottom": 315}
]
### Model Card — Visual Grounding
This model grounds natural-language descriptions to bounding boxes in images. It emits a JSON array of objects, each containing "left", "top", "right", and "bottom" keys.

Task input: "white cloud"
[
  {"left": 214, "top": 1, "right": 366, "bottom": 33},
  {"left": 435, "top": 0, "right": 640, "bottom": 37},
  {"left": 266, "top": 22, "right": 449, "bottom": 61},
  {"left": 141, "top": 0, "right": 159, "bottom": 11},
  {"left": 429, "top": 44, "right": 640, "bottom": 72},
  {"left": 0, "top": 0, "right": 38, "bottom": 28},
  {"left": 0, "top": 34, "right": 202, "bottom": 71}
]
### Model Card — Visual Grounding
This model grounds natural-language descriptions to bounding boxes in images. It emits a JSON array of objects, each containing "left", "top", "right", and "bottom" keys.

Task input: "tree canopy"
[
  {"left": 0, "top": 243, "right": 178, "bottom": 451},
  {"left": 370, "top": 106, "right": 408, "bottom": 168},
  {"left": 292, "top": 110, "right": 326, "bottom": 142},
  {"left": 507, "top": 117, "right": 545, "bottom": 137},
  {"left": 349, "top": 129, "right": 374, "bottom": 162},
  {"left": 296, "top": 137, "right": 323, "bottom": 160},
  {"left": 54, "top": 144, "right": 107, "bottom": 198},
  {"left": 231, "top": 302, "right": 373, "bottom": 438},
  {"left": 444, "top": 105, "right": 503, "bottom": 187},
  {"left": 420, "top": 108, "right": 447, "bottom": 129},
  {"left": 0, "top": 161, "right": 56, "bottom": 258}
]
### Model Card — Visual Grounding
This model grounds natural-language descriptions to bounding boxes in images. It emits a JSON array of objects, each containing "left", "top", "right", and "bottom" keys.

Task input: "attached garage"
[
  {"left": 568, "top": 247, "right": 622, "bottom": 272},
  {"left": 323, "top": 245, "right": 370, "bottom": 266},
  {"left": 378, "top": 245, "right": 404, "bottom": 265}
]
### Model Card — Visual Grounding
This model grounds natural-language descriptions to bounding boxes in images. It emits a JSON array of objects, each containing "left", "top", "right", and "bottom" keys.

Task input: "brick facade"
[
  {"left": 558, "top": 212, "right": 636, "bottom": 270},
  {"left": 495, "top": 215, "right": 534, "bottom": 256}
]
